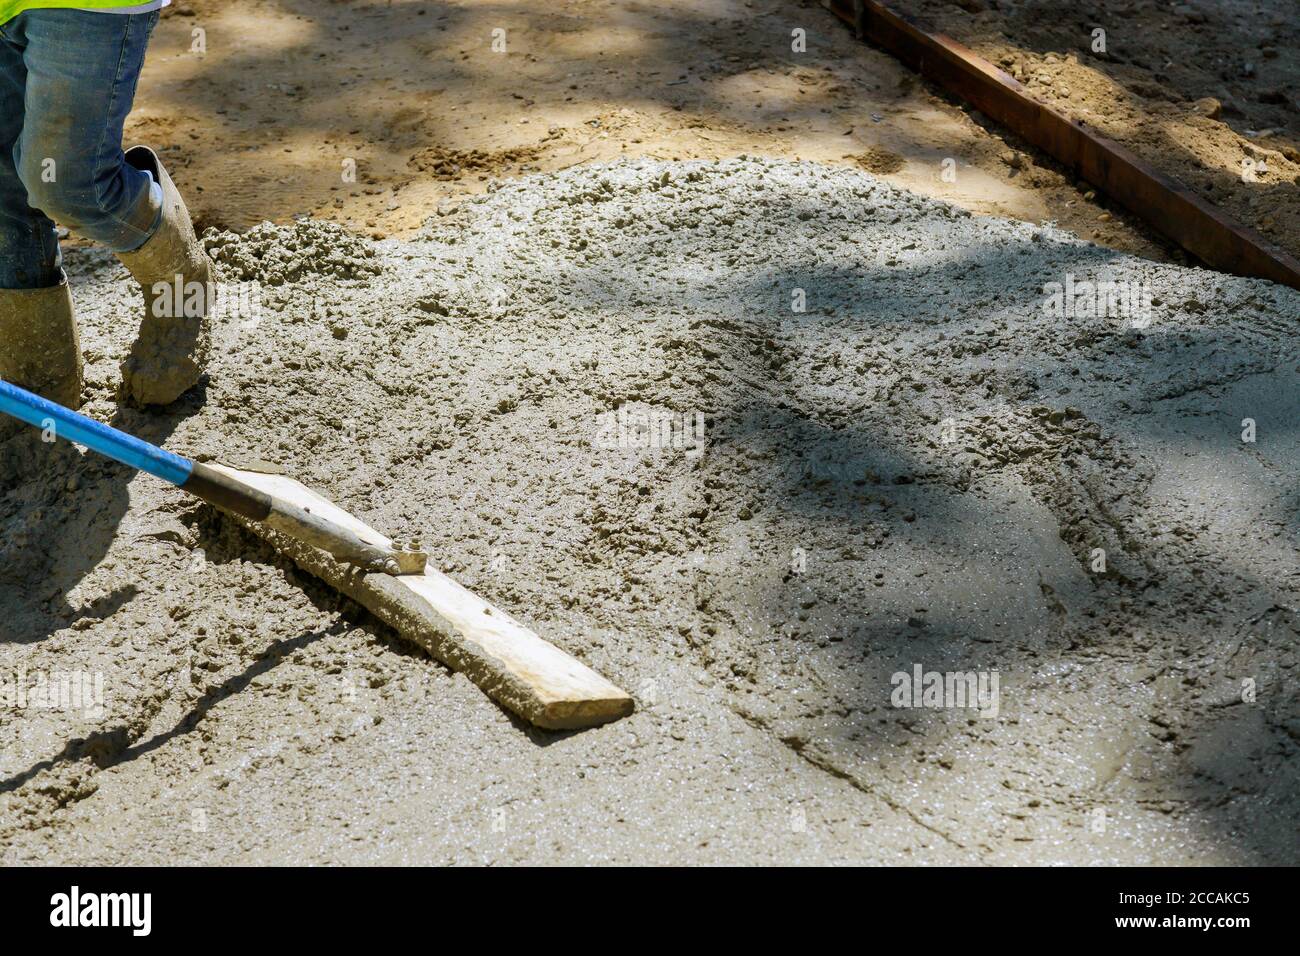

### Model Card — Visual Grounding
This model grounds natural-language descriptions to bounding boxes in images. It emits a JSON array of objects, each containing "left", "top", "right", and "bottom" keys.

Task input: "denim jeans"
[{"left": 0, "top": 9, "right": 160, "bottom": 289}]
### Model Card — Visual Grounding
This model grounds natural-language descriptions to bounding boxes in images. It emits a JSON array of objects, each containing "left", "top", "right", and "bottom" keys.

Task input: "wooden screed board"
[{"left": 208, "top": 463, "right": 634, "bottom": 730}]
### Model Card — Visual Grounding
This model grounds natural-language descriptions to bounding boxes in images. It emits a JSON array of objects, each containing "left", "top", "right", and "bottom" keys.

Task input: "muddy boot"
[
  {"left": 0, "top": 279, "right": 83, "bottom": 478},
  {"left": 117, "top": 145, "right": 215, "bottom": 407},
  {"left": 0, "top": 278, "right": 83, "bottom": 410}
]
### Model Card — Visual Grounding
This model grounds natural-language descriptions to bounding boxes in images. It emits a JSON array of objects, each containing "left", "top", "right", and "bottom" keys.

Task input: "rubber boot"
[
  {"left": 0, "top": 278, "right": 83, "bottom": 410},
  {"left": 117, "top": 145, "right": 215, "bottom": 407},
  {"left": 0, "top": 279, "right": 82, "bottom": 475}
]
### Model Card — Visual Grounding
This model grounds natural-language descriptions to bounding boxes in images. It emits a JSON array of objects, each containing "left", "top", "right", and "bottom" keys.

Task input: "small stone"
[{"left": 1193, "top": 96, "right": 1222, "bottom": 119}]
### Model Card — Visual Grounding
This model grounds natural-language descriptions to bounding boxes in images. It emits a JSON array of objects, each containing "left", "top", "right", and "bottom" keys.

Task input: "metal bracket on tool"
[
  {"left": 186, "top": 462, "right": 427, "bottom": 575},
  {"left": 265, "top": 501, "right": 428, "bottom": 575}
]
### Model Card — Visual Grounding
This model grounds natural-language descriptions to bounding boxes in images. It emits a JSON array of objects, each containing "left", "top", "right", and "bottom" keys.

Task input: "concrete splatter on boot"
[
  {"left": 0, "top": 278, "right": 82, "bottom": 473},
  {"left": 117, "top": 145, "right": 215, "bottom": 407},
  {"left": 0, "top": 278, "right": 83, "bottom": 411}
]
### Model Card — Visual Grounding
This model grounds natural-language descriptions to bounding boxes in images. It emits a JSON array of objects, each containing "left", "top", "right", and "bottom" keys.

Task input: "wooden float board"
[{"left": 207, "top": 463, "right": 634, "bottom": 730}]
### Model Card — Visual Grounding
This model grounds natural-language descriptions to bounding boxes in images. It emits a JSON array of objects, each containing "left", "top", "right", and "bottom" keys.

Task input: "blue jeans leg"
[
  {"left": 0, "top": 20, "right": 58, "bottom": 289},
  {"left": 0, "top": 9, "right": 160, "bottom": 290}
]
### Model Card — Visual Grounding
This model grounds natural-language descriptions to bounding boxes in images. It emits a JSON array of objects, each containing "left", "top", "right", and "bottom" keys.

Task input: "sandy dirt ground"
[
  {"left": 885, "top": 0, "right": 1300, "bottom": 259},
  {"left": 2, "top": 156, "right": 1297, "bottom": 864},
  {"left": 118, "top": 0, "right": 1300, "bottom": 268},
  {"left": 119, "top": 0, "right": 1180, "bottom": 260}
]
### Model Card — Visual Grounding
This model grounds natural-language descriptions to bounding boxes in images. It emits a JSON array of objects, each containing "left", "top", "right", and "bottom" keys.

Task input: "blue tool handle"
[
  {"left": 0, "top": 378, "right": 194, "bottom": 486},
  {"left": 2, "top": 378, "right": 406, "bottom": 572}
]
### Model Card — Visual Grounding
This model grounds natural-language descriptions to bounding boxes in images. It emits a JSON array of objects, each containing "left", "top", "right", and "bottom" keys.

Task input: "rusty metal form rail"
[{"left": 823, "top": 0, "right": 1300, "bottom": 291}]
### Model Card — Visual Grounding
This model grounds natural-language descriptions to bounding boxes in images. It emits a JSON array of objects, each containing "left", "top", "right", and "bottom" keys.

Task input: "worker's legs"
[
  {"left": 0, "top": 15, "right": 59, "bottom": 290},
  {"left": 2, "top": 8, "right": 210, "bottom": 409},
  {"left": 19, "top": 9, "right": 213, "bottom": 408},
  {"left": 6, "top": 9, "right": 161, "bottom": 259},
  {"left": 0, "top": 12, "right": 126, "bottom": 408}
]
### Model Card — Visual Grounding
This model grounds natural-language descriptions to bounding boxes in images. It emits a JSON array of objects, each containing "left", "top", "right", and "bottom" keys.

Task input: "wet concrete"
[{"left": 1, "top": 158, "right": 1296, "bottom": 863}]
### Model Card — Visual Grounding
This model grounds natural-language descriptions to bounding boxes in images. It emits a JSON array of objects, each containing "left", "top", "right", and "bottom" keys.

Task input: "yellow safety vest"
[{"left": 2, "top": 1, "right": 154, "bottom": 28}]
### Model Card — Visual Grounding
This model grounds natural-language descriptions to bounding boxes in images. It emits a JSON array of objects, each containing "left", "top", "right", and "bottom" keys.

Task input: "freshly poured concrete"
[{"left": 1, "top": 159, "right": 1296, "bottom": 864}]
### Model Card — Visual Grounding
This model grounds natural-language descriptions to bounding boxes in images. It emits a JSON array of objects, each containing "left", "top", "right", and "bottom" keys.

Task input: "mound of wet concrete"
[{"left": 2, "top": 158, "right": 1296, "bottom": 864}]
